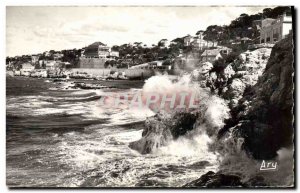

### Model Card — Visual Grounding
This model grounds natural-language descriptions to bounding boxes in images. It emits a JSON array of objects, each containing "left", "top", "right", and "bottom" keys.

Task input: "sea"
[{"left": 6, "top": 75, "right": 219, "bottom": 187}]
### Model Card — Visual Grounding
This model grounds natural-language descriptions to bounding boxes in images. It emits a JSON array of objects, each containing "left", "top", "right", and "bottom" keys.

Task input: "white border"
[{"left": 1, "top": 0, "right": 298, "bottom": 192}]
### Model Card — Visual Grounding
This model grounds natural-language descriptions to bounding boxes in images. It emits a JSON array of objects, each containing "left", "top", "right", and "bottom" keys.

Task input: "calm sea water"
[{"left": 6, "top": 76, "right": 218, "bottom": 187}]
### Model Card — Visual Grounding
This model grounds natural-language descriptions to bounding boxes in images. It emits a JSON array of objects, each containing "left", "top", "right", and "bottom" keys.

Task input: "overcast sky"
[{"left": 6, "top": 6, "right": 271, "bottom": 57}]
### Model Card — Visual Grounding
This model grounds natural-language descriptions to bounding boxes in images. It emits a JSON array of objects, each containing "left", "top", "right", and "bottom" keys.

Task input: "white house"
[
  {"left": 21, "top": 63, "right": 35, "bottom": 71},
  {"left": 45, "top": 61, "right": 57, "bottom": 70},
  {"left": 201, "top": 47, "right": 232, "bottom": 63},
  {"left": 184, "top": 34, "right": 217, "bottom": 49},
  {"left": 183, "top": 35, "right": 194, "bottom": 46},
  {"left": 21, "top": 63, "right": 35, "bottom": 76},
  {"left": 260, "top": 12, "right": 292, "bottom": 44},
  {"left": 109, "top": 51, "right": 119, "bottom": 59}
]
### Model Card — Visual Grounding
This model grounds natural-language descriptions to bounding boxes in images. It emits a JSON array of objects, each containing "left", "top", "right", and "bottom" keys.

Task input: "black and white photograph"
[{"left": 5, "top": 5, "right": 295, "bottom": 188}]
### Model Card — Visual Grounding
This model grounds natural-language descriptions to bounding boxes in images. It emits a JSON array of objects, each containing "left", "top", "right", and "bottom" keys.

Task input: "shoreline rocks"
[
  {"left": 183, "top": 171, "right": 245, "bottom": 188},
  {"left": 129, "top": 111, "right": 199, "bottom": 154},
  {"left": 223, "top": 34, "right": 294, "bottom": 160},
  {"left": 183, "top": 171, "right": 268, "bottom": 188}
]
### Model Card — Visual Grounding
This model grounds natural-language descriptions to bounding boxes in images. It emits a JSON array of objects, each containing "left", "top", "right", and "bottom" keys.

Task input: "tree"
[
  {"left": 111, "top": 45, "right": 120, "bottom": 51},
  {"left": 262, "top": 8, "right": 273, "bottom": 18},
  {"left": 158, "top": 39, "right": 168, "bottom": 47},
  {"left": 196, "top": 30, "right": 205, "bottom": 35},
  {"left": 203, "top": 25, "right": 223, "bottom": 47},
  {"left": 6, "top": 57, "right": 11, "bottom": 65}
]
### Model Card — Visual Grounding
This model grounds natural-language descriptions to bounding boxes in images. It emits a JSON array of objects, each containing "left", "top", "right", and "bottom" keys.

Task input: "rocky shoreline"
[
  {"left": 187, "top": 35, "right": 294, "bottom": 188},
  {"left": 129, "top": 34, "right": 294, "bottom": 188}
]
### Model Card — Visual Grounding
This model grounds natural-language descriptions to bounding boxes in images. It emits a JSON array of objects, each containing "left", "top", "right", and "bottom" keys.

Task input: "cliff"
[
  {"left": 128, "top": 34, "right": 294, "bottom": 187},
  {"left": 186, "top": 34, "right": 294, "bottom": 187},
  {"left": 196, "top": 47, "right": 272, "bottom": 108},
  {"left": 219, "top": 34, "right": 294, "bottom": 160}
]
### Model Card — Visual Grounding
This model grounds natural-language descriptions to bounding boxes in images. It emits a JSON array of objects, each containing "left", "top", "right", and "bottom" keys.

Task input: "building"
[
  {"left": 190, "top": 38, "right": 212, "bottom": 50},
  {"left": 130, "top": 60, "right": 170, "bottom": 70},
  {"left": 83, "top": 42, "right": 105, "bottom": 58},
  {"left": 82, "top": 42, "right": 119, "bottom": 59},
  {"left": 20, "top": 62, "right": 35, "bottom": 76},
  {"left": 53, "top": 53, "right": 64, "bottom": 61},
  {"left": 201, "top": 49, "right": 220, "bottom": 63},
  {"left": 183, "top": 35, "right": 194, "bottom": 46},
  {"left": 31, "top": 55, "right": 40, "bottom": 64},
  {"left": 21, "top": 63, "right": 35, "bottom": 71},
  {"left": 44, "top": 51, "right": 51, "bottom": 57},
  {"left": 201, "top": 47, "right": 232, "bottom": 63},
  {"left": 184, "top": 34, "right": 217, "bottom": 49},
  {"left": 190, "top": 38, "right": 203, "bottom": 49},
  {"left": 260, "top": 13, "right": 292, "bottom": 44},
  {"left": 98, "top": 45, "right": 111, "bottom": 58},
  {"left": 196, "top": 30, "right": 205, "bottom": 39},
  {"left": 45, "top": 61, "right": 58, "bottom": 70},
  {"left": 109, "top": 51, "right": 119, "bottom": 59},
  {"left": 64, "top": 62, "right": 72, "bottom": 69},
  {"left": 39, "top": 60, "right": 45, "bottom": 68},
  {"left": 170, "top": 40, "right": 178, "bottom": 46},
  {"left": 133, "top": 42, "right": 143, "bottom": 47}
]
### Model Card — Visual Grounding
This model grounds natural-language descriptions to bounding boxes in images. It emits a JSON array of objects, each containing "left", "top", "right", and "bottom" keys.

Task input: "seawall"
[{"left": 70, "top": 68, "right": 164, "bottom": 79}]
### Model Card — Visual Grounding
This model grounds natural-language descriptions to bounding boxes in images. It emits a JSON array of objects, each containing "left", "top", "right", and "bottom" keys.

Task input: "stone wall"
[
  {"left": 78, "top": 57, "right": 107, "bottom": 68},
  {"left": 70, "top": 68, "right": 160, "bottom": 79}
]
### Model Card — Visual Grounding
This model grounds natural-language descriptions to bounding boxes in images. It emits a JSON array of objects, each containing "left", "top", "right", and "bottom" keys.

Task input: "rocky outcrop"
[
  {"left": 222, "top": 34, "right": 294, "bottom": 159},
  {"left": 129, "top": 34, "right": 293, "bottom": 187},
  {"left": 129, "top": 111, "right": 199, "bottom": 154},
  {"left": 183, "top": 171, "right": 268, "bottom": 188},
  {"left": 183, "top": 35, "right": 293, "bottom": 187},
  {"left": 183, "top": 171, "right": 244, "bottom": 188},
  {"left": 195, "top": 47, "right": 272, "bottom": 108},
  {"left": 129, "top": 89, "right": 230, "bottom": 154}
]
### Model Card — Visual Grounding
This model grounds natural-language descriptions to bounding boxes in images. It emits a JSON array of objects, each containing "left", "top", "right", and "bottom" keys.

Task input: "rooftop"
[
  {"left": 89, "top": 41, "right": 106, "bottom": 46},
  {"left": 201, "top": 49, "right": 221, "bottom": 57}
]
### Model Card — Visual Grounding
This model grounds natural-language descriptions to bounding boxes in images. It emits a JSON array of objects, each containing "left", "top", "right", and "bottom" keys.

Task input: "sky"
[{"left": 6, "top": 6, "right": 271, "bottom": 57}]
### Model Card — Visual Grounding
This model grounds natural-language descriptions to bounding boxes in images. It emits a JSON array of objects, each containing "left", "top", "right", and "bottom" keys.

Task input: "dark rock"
[
  {"left": 71, "top": 82, "right": 111, "bottom": 89},
  {"left": 183, "top": 171, "right": 245, "bottom": 188},
  {"left": 135, "top": 180, "right": 167, "bottom": 187},
  {"left": 129, "top": 111, "right": 199, "bottom": 154},
  {"left": 188, "top": 161, "right": 211, "bottom": 170},
  {"left": 245, "top": 176, "right": 268, "bottom": 187}
]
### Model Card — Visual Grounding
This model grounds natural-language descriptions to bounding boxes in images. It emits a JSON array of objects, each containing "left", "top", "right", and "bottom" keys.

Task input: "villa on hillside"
[
  {"left": 184, "top": 35, "right": 194, "bottom": 46},
  {"left": 183, "top": 34, "right": 217, "bottom": 49},
  {"left": 82, "top": 42, "right": 105, "bottom": 58},
  {"left": 82, "top": 42, "right": 120, "bottom": 59},
  {"left": 200, "top": 47, "right": 232, "bottom": 63},
  {"left": 256, "top": 12, "right": 292, "bottom": 44},
  {"left": 98, "top": 45, "right": 111, "bottom": 58}
]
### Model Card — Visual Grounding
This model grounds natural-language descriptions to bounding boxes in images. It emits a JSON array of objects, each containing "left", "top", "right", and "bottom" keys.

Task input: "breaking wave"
[{"left": 131, "top": 73, "right": 231, "bottom": 171}]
